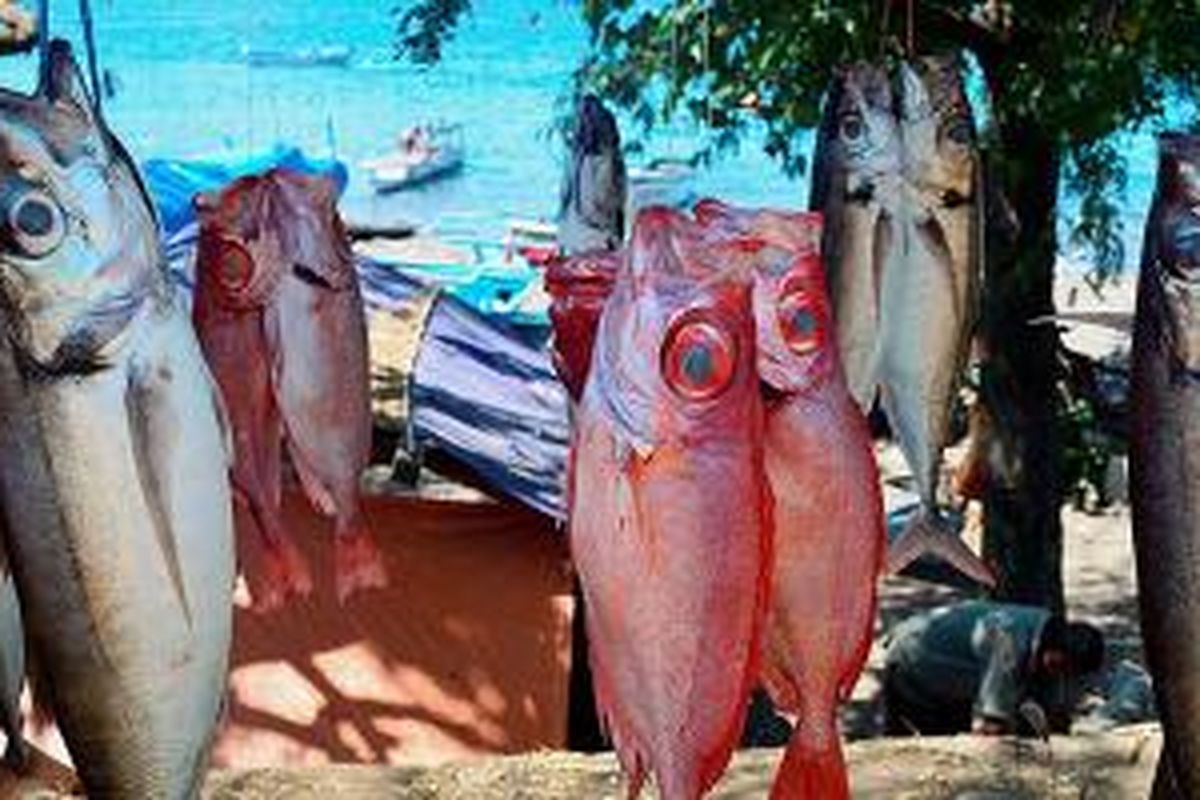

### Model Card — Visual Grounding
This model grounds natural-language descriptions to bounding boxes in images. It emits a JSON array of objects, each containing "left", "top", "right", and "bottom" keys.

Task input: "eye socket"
[
  {"left": 6, "top": 190, "right": 65, "bottom": 257},
  {"left": 840, "top": 112, "right": 864, "bottom": 141},
  {"left": 210, "top": 237, "right": 255, "bottom": 291},
  {"left": 777, "top": 279, "right": 826, "bottom": 356},
  {"left": 660, "top": 313, "right": 738, "bottom": 401},
  {"left": 944, "top": 119, "right": 973, "bottom": 145}
]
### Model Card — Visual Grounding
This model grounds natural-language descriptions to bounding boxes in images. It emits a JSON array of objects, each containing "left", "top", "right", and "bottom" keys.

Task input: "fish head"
[
  {"left": 588, "top": 206, "right": 759, "bottom": 458},
  {"left": 195, "top": 168, "right": 351, "bottom": 309},
  {"left": 0, "top": 40, "right": 161, "bottom": 376},
  {"left": 694, "top": 199, "right": 835, "bottom": 394},
  {"left": 558, "top": 94, "right": 626, "bottom": 253},
  {"left": 898, "top": 56, "right": 977, "bottom": 214},
  {"left": 823, "top": 63, "right": 901, "bottom": 207},
  {"left": 1153, "top": 134, "right": 1200, "bottom": 372}
]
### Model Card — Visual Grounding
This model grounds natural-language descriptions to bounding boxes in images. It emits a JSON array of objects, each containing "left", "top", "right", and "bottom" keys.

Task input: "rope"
[
  {"left": 36, "top": 0, "right": 48, "bottom": 88},
  {"left": 78, "top": 0, "right": 102, "bottom": 116}
]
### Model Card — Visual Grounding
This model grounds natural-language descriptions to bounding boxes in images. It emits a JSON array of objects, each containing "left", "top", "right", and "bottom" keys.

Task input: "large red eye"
[
  {"left": 661, "top": 314, "right": 738, "bottom": 401},
  {"left": 777, "top": 280, "right": 826, "bottom": 355},
  {"left": 214, "top": 238, "right": 254, "bottom": 291}
]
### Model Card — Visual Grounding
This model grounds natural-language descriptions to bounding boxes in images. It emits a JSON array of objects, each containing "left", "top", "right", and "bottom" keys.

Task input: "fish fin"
[
  {"left": 333, "top": 514, "right": 387, "bottom": 604},
  {"left": 886, "top": 509, "right": 996, "bottom": 587},
  {"left": 231, "top": 476, "right": 314, "bottom": 611},
  {"left": 125, "top": 363, "right": 193, "bottom": 628},
  {"left": 768, "top": 736, "right": 850, "bottom": 800}
]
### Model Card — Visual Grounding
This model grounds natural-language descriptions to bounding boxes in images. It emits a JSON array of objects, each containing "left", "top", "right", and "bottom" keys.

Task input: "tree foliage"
[{"left": 396, "top": 0, "right": 1200, "bottom": 278}]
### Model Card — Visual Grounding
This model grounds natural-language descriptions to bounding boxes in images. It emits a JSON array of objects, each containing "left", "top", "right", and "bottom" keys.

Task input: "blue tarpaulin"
[
  {"left": 142, "top": 146, "right": 349, "bottom": 240},
  {"left": 359, "top": 260, "right": 570, "bottom": 519}
]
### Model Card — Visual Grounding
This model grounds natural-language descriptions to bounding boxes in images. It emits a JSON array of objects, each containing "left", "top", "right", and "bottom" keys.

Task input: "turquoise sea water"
[{"left": 0, "top": 1, "right": 1189, "bottom": 271}]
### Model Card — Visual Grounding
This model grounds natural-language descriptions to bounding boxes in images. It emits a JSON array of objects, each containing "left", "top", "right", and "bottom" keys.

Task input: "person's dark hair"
[{"left": 1039, "top": 617, "right": 1105, "bottom": 674}]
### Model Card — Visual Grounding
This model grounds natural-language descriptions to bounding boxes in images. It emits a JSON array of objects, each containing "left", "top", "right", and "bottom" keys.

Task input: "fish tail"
[
  {"left": 769, "top": 734, "right": 850, "bottom": 800},
  {"left": 257, "top": 537, "right": 314, "bottom": 611},
  {"left": 333, "top": 515, "right": 388, "bottom": 604},
  {"left": 885, "top": 508, "right": 995, "bottom": 587}
]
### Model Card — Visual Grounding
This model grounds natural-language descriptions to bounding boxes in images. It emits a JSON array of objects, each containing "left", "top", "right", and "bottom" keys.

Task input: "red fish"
[
  {"left": 194, "top": 176, "right": 311, "bottom": 610},
  {"left": 571, "top": 207, "right": 771, "bottom": 799},
  {"left": 696, "top": 200, "right": 884, "bottom": 800},
  {"left": 544, "top": 249, "right": 620, "bottom": 403},
  {"left": 194, "top": 168, "right": 386, "bottom": 607}
]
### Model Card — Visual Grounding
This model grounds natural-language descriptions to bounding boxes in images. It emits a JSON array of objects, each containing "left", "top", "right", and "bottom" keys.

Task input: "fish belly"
[
  {"left": 0, "top": 307, "right": 233, "bottom": 797},
  {"left": 1131, "top": 282, "right": 1200, "bottom": 797},
  {"left": 761, "top": 393, "right": 881, "bottom": 799},
  {"left": 828, "top": 203, "right": 888, "bottom": 412},
  {"left": 571, "top": 406, "right": 769, "bottom": 800}
]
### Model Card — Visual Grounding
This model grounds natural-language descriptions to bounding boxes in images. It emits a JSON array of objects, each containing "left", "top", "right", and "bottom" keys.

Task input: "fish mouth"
[{"left": 0, "top": 288, "right": 144, "bottom": 380}]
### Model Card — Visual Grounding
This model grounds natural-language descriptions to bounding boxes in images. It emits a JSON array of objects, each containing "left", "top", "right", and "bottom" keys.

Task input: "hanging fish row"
[
  {"left": 548, "top": 202, "right": 884, "bottom": 800},
  {"left": 0, "top": 39, "right": 384, "bottom": 798}
]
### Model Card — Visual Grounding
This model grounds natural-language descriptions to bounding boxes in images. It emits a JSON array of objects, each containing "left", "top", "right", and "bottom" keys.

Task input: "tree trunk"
[{"left": 978, "top": 121, "right": 1066, "bottom": 614}]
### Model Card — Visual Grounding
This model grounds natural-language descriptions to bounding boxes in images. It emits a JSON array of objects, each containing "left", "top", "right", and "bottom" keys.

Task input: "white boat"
[
  {"left": 628, "top": 158, "right": 696, "bottom": 210},
  {"left": 362, "top": 124, "right": 466, "bottom": 193},
  {"left": 241, "top": 44, "right": 354, "bottom": 68}
]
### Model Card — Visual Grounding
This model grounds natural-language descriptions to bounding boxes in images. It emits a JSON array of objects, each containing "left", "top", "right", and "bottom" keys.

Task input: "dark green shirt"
[{"left": 884, "top": 601, "right": 1052, "bottom": 726}]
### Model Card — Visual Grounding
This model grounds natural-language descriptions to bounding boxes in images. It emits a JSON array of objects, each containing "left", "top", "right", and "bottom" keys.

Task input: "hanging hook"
[
  {"left": 78, "top": 0, "right": 102, "bottom": 118},
  {"left": 36, "top": 0, "right": 49, "bottom": 88}
]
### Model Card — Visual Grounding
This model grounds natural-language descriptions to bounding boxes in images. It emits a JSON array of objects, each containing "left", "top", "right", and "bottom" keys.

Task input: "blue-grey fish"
[
  {"left": 1131, "top": 132, "right": 1200, "bottom": 800},
  {"left": 558, "top": 94, "right": 626, "bottom": 255},
  {"left": 879, "top": 55, "right": 991, "bottom": 586},
  {"left": 0, "top": 40, "right": 233, "bottom": 797}
]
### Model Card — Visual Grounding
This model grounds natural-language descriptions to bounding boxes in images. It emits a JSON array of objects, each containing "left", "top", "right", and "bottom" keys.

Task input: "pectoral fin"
[{"left": 125, "top": 363, "right": 193, "bottom": 628}]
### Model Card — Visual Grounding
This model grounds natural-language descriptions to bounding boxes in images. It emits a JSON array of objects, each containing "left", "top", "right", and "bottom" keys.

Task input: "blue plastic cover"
[
  {"left": 142, "top": 145, "right": 349, "bottom": 240},
  {"left": 359, "top": 260, "right": 570, "bottom": 519}
]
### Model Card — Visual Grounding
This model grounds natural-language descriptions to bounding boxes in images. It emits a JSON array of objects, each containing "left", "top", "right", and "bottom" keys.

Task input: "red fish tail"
[
  {"left": 333, "top": 515, "right": 388, "bottom": 603},
  {"left": 256, "top": 537, "right": 314, "bottom": 611},
  {"left": 769, "top": 734, "right": 850, "bottom": 800}
]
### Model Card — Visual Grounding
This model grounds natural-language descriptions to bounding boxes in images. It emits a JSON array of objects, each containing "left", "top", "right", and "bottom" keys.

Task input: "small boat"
[
  {"left": 362, "top": 124, "right": 466, "bottom": 193},
  {"left": 628, "top": 158, "right": 696, "bottom": 210},
  {"left": 241, "top": 44, "right": 354, "bottom": 68}
]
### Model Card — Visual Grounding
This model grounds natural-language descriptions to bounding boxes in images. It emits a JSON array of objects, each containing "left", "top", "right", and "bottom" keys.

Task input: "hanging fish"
[
  {"left": 0, "top": 544, "right": 25, "bottom": 770},
  {"left": 1131, "top": 133, "right": 1200, "bottom": 799},
  {"left": 810, "top": 62, "right": 901, "bottom": 411},
  {"left": 548, "top": 94, "right": 626, "bottom": 403},
  {"left": 879, "top": 56, "right": 991, "bottom": 586},
  {"left": 695, "top": 200, "right": 883, "bottom": 800},
  {"left": 0, "top": 40, "right": 233, "bottom": 796},
  {"left": 557, "top": 93, "right": 626, "bottom": 255},
  {"left": 195, "top": 168, "right": 385, "bottom": 606},
  {"left": 571, "top": 207, "right": 770, "bottom": 800},
  {"left": 193, "top": 175, "right": 311, "bottom": 610}
]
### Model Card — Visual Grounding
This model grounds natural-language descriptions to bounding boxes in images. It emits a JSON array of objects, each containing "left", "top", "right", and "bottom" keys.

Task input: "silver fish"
[
  {"left": 880, "top": 55, "right": 991, "bottom": 586},
  {"left": 558, "top": 94, "right": 626, "bottom": 255},
  {"left": 1131, "top": 133, "right": 1200, "bottom": 800},
  {"left": 810, "top": 62, "right": 901, "bottom": 410},
  {"left": 0, "top": 40, "right": 233, "bottom": 797},
  {"left": 0, "top": 542, "right": 25, "bottom": 770}
]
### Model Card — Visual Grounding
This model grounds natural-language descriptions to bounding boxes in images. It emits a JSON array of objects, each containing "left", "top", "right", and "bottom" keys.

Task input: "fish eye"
[
  {"left": 6, "top": 189, "right": 65, "bottom": 257},
  {"left": 840, "top": 112, "right": 865, "bottom": 141},
  {"left": 777, "top": 278, "right": 826, "bottom": 356},
  {"left": 944, "top": 119, "right": 973, "bottom": 145},
  {"left": 209, "top": 236, "right": 255, "bottom": 291},
  {"left": 661, "top": 313, "right": 738, "bottom": 401}
]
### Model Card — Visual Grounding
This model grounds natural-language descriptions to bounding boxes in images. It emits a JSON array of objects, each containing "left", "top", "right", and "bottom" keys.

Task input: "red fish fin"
[
  {"left": 334, "top": 517, "right": 388, "bottom": 603},
  {"left": 255, "top": 538, "right": 314, "bottom": 611},
  {"left": 769, "top": 737, "right": 850, "bottom": 800},
  {"left": 885, "top": 509, "right": 995, "bottom": 587}
]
